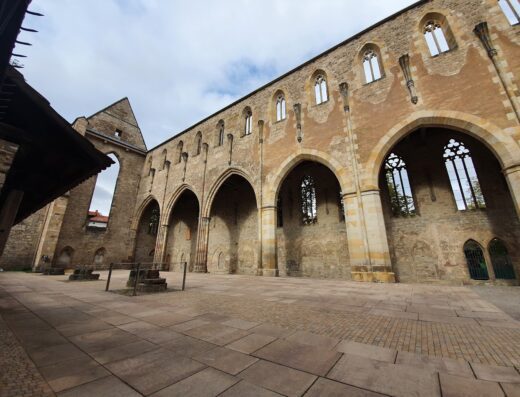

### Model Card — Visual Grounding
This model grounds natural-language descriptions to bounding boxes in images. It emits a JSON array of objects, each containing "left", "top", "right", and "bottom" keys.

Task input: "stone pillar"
[
  {"left": 360, "top": 190, "right": 391, "bottom": 267},
  {"left": 153, "top": 224, "right": 168, "bottom": 268},
  {"left": 260, "top": 206, "right": 278, "bottom": 277},
  {"left": 504, "top": 164, "right": 520, "bottom": 220},
  {"left": 32, "top": 195, "right": 69, "bottom": 271},
  {"left": 0, "top": 190, "right": 24, "bottom": 259},
  {"left": 193, "top": 216, "right": 210, "bottom": 272},
  {"left": 342, "top": 192, "right": 369, "bottom": 268}
]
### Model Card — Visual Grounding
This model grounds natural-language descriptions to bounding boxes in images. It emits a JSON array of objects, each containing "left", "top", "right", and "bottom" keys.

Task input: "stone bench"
[{"left": 69, "top": 268, "right": 100, "bottom": 281}]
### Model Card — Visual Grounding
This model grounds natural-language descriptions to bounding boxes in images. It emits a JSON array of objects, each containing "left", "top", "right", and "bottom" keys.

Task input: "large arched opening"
[
  {"left": 206, "top": 174, "right": 258, "bottom": 274},
  {"left": 134, "top": 198, "right": 160, "bottom": 264},
  {"left": 164, "top": 189, "right": 200, "bottom": 272},
  {"left": 276, "top": 161, "right": 348, "bottom": 278},
  {"left": 378, "top": 126, "right": 520, "bottom": 283}
]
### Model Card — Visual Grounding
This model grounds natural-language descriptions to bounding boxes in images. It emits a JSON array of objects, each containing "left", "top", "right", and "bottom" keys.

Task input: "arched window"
[
  {"left": 443, "top": 139, "right": 485, "bottom": 211},
  {"left": 276, "top": 94, "right": 286, "bottom": 121},
  {"left": 148, "top": 208, "right": 159, "bottom": 236},
  {"left": 161, "top": 149, "right": 168, "bottom": 170},
  {"left": 93, "top": 248, "right": 106, "bottom": 266},
  {"left": 217, "top": 121, "right": 225, "bottom": 146},
  {"left": 195, "top": 131, "right": 202, "bottom": 155},
  {"left": 301, "top": 175, "right": 317, "bottom": 224},
  {"left": 424, "top": 20, "right": 450, "bottom": 56},
  {"left": 498, "top": 0, "right": 519, "bottom": 25},
  {"left": 384, "top": 153, "right": 416, "bottom": 216},
  {"left": 362, "top": 49, "right": 382, "bottom": 83},
  {"left": 489, "top": 238, "right": 516, "bottom": 279},
  {"left": 314, "top": 74, "right": 328, "bottom": 104},
  {"left": 244, "top": 108, "right": 253, "bottom": 136},
  {"left": 176, "top": 141, "right": 184, "bottom": 164},
  {"left": 88, "top": 153, "right": 119, "bottom": 227},
  {"left": 464, "top": 240, "right": 489, "bottom": 280}
]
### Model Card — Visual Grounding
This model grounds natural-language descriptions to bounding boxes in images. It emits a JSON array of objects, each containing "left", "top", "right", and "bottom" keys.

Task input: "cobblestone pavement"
[{"left": 1, "top": 271, "right": 520, "bottom": 396}]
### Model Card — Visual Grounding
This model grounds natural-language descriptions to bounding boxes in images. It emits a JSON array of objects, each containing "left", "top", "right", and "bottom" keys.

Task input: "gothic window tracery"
[
  {"left": 314, "top": 74, "right": 328, "bottom": 104},
  {"left": 363, "top": 49, "right": 382, "bottom": 83},
  {"left": 424, "top": 20, "right": 450, "bottom": 56},
  {"left": 276, "top": 94, "right": 286, "bottom": 121},
  {"left": 300, "top": 175, "right": 317, "bottom": 224},
  {"left": 443, "top": 139, "right": 485, "bottom": 210},
  {"left": 384, "top": 153, "right": 416, "bottom": 216}
]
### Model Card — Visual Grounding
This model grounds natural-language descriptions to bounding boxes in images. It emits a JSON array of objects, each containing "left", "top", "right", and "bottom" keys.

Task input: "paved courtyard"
[{"left": 1, "top": 271, "right": 520, "bottom": 396}]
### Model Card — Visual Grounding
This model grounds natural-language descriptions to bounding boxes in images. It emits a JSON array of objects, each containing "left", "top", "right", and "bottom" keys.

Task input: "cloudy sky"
[
  {"left": 16, "top": 0, "right": 416, "bottom": 215},
  {"left": 18, "top": 0, "right": 417, "bottom": 150}
]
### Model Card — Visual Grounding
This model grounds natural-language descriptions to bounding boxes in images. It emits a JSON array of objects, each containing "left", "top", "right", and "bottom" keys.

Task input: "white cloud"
[{"left": 17, "top": 0, "right": 415, "bottom": 149}]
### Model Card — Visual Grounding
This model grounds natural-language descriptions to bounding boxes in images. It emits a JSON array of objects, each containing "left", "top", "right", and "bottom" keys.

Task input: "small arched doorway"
[
  {"left": 464, "top": 240, "right": 489, "bottom": 280},
  {"left": 93, "top": 248, "right": 106, "bottom": 267},
  {"left": 489, "top": 238, "right": 516, "bottom": 280},
  {"left": 57, "top": 247, "right": 74, "bottom": 267}
]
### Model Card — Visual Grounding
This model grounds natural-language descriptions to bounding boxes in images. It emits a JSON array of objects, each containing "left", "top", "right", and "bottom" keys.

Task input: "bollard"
[
  {"left": 133, "top": 263, "right": 141, "bottom": 296},
  {"left": 105, "top": 263, "right": 113, "bottom": 291},
  {"left": 182, "top": 261, "right": 187, "bottom": 291}
]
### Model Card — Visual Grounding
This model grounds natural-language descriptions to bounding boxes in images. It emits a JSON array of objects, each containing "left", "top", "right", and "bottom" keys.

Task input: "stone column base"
[
  {"left": 351, "top": 271, "right": 396, "bottom": 283},
  {"left": 262, "top": 268, "right": 279, "bottom": 277}
]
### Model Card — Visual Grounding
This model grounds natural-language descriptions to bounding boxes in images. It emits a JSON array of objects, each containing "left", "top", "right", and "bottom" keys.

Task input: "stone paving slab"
[{"left": 2, "top": 271, "right": 520, "bottom": 397}]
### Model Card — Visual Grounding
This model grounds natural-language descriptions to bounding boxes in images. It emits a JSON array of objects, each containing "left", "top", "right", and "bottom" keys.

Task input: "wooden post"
[{"left": 105, "top": 263, "right": 113, "bottom": 291}]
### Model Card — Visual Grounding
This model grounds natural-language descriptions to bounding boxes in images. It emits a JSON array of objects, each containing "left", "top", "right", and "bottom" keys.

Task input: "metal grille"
[
  {"left": 489, "top": 238, "right": 516, "bottom": 280},
  {"left": 464, "top": 241, "right": 489, "bottom": 280}
]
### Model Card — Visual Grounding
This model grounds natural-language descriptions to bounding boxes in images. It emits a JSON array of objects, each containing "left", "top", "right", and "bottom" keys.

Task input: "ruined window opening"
[
  {"left": 384, "top": 153, "right": 416, "bottom": 216},
  {"left": 314, "top": 74, "right": 328, "bottom": 104},
  {"left": 300, "top": 175, "right": 317, "bottom": 224},
  {"left": 276, "top": 94, "right": 286, "bottom": 121},
  {"left": 464, "top": 240, "right": 489, "bottom": 280},
  {"left": 443, "top": 139, "right": 485, "bottom": 211},
  {"left": 424, "top": 21, "right": 450, "bottom": 56},
  {"left": 114, "top": 129, "right": 122, "bottom": 139},
  {"left": 196, "top": 132, "right": 202, "bottom": 155},
  {"left": 489, "top": 238, "right": 516, "bottom": 279},
  {"left": 244, "top": 110, "right": 253, "bottom": 135},
  {"left": 277, "top": 196, "right": 283, "bottom": 227},
  {"left": 499, "top": 0, "right": 520, "bottom": 25},
  {"left": 148, "top": 208, "right": 159, "bottom": 236},
  {"left": 363, "top": 50, "right": 382, "bottom": 83}
]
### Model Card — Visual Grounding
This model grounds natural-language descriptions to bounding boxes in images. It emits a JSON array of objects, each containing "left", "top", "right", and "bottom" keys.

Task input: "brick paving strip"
[{"left": 0, "top": 271, "right": 519, "bottom": 396}]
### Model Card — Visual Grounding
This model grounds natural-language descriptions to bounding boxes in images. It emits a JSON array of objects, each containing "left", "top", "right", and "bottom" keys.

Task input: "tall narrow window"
[
  {"left": 277, "top": 195, "right": 283, "bottom": 227},
  {"left": 276, "top": 94, "right": 286, "bottom": 121},
  {"left": 217, "top": 121, "right": 225, "bottom": 146},
  {"left": 489, "top": 238, "right": 516, "bottom": 279},
  {"left": 424, "top": 20, "right": 450, "bottom": 56},
  {"left": 384, "top": 153, "right": 416, "bottom": 216},
  {"left": 88, "top": 153, "right": 119, "bottom": 229},
  {"left": 177, "top": 141, "right": 183, "bottom": 163},
  {"left": 443, "top": 139, "right": 485, "bottom": 210},
  {"left": 148, "top": 208, "right": 159, "bottom": 236},
  {"left": 244, "top": 109, "right": 252, "bottom": 135},
  {"left": 499, "top": 0, "right": 520, "bottom": 25},
  {"left": 195, "top": 131, "right": 202, "bottom": 155},
  {"left": 363, "top": 49, "right": 382, "bottom": 83},
  {"left": 464, "top": 240, "right": 489, "bottom": 280},
  {"left": 314, "top": 74, "right": 328, "bottom": 104},
  {"left": 301, "top": 175, "right": 317, "bottom": 224}
]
